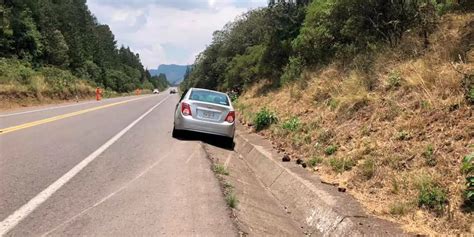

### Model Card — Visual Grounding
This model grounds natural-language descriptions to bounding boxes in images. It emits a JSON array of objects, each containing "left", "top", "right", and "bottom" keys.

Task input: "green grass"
[
  {"left": 226, "top": 193, "right": 238, "bottom": 208},
  {"left": 387, "top": 71, "right": 402, "bottom": 89},
  {"left": 282, "top": 117, "right": 301, "bottom": 132},
  {"left": 395, "top": 130, "right": 410, "bottom": 141},
  {"left": 324, "top": 145, "right": 337, "bottom": 155},
  {"left": 361, "top": 158, "right": 376, "bottom": 179},
  {"left": 423, "top": 144, "right": 436, "bottom": 167},
  {"left": 416, "top": 175, "right": 448, "bottom": 214},
  {"left": 212, "top": 164, "right": 229, "bottom": 176},
  {"left": 329, "top": 157, "right": 355, "bottom": 173},
  {"left": 308, "top": 156, "right": 324, "bottom": 167}
]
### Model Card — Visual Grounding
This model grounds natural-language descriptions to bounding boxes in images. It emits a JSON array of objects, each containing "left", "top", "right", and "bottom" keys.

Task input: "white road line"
[
  {"left": 0, "top": 95, "right": 171, "bottom": 236},
  {"left": 185, "top": 147, "right": 200, "bottom": 164},
  {"left": 41, "top": 149, "right": 174, "bottom": 237}
]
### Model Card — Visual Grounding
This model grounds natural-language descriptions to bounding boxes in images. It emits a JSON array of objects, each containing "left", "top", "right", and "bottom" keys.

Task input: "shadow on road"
[{"left": 174, "top": 131, "right": 234, "bottom": 151}]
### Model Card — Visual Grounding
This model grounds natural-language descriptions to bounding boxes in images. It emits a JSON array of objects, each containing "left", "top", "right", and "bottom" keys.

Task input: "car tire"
[
  {"left": 226, "top": 137, "right": 234, "bottom": 150},
  {"left": 172, "top": 127, "right": 180, "bottom": 138}
]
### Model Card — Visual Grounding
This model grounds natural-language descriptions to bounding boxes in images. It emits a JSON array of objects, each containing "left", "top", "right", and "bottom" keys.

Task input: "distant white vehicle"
[{"left": 153, "top": 89, "right": 160, "bottom": 94}]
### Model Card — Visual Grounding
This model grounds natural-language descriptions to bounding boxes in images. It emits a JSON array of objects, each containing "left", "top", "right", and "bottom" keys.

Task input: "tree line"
[
  {"left": 0, "top": 0, "right": 169, "bottom": 93},
  {"left": 180, "top": 0, "right": 472, "bottom": 92}
]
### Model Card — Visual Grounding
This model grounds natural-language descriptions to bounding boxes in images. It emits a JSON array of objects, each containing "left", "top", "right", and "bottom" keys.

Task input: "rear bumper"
[{"left": 175, "top": 114, "right": 235, "bottom": 138}]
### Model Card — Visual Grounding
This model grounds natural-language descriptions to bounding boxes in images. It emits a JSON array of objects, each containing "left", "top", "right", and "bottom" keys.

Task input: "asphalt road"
[{"left": 0, "top": 90, "right": 237, "bottom": 236}]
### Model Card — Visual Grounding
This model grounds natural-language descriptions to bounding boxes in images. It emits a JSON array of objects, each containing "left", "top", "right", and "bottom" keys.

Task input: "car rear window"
[{"left": 189, "top": 90, "right": 229, "bottom": 106}]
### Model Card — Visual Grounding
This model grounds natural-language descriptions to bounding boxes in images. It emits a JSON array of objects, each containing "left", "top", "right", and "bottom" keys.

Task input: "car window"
[{"left": 189, "top": 90, "right": 229, "bottom": 106}]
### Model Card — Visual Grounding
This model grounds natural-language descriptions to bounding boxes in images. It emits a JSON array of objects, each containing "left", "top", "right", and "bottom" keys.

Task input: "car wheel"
[
  {"left": 226, "top": 137, "right": 234, "bottom": 150},
  {"left": 172, "top": 127, "right": 180, "bottom": 138}
]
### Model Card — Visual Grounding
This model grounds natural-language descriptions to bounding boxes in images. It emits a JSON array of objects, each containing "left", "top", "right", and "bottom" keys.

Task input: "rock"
[
  {"left": 313, "top": 167, "right": 319, "bottom": 172},
  {"left": 296, "top": 158, "right": 303, "bottom": 164},
  {"left": 282, "top": 155, "right": 291, "bottom": 162},
  {"left": 338, "top": 187, "right": 347, "bottom": 192},
  {"left": 301, "top": 163, "right": 307, "bottom": 168}
]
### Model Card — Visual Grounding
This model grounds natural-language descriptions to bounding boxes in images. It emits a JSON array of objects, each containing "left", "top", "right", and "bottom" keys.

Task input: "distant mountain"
[{"left": 149, "top": 64, "right": 190, "bottom": 85}]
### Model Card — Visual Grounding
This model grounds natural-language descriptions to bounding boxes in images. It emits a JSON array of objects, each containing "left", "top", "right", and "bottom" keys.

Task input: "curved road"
[{"left": 0, "top": 90, "right": 236, "bottom": 236}]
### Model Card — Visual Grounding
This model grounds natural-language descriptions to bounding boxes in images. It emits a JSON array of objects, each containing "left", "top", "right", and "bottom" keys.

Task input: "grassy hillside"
[
  {"left": 235, "top": 13, "right": 473, "bottom": 235},
  {"left": 0, "top": 58, "right": 97, "bottom": 109},
  {"left": 0, "top": 1, "right": 167, "bottom": 109}
]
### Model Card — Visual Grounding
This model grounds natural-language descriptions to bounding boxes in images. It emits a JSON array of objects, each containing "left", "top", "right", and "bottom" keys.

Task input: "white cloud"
[{"left": 87, "top": 0, "right": 267, "bottom": 68}]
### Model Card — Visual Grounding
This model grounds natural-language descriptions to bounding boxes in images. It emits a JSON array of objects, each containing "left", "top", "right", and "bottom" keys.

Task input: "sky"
[{"left": 87, "top": 0, "right": 267, "bottom": 69}]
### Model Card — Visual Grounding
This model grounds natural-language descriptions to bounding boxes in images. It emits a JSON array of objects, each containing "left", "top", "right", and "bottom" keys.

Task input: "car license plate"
[{"left": 199, "top": 110, "right": 216, "bottom": 120}]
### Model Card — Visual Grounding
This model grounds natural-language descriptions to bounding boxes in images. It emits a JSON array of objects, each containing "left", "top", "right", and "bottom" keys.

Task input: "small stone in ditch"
[
  {"left": 296, "top": 159, "right": 303, "bottom": 164},
  {"left": 282, "top": 155, "right": 291, "bottom": 162},
  {"left": 338, "top": 187, "right": 347, "bottom": 192}
]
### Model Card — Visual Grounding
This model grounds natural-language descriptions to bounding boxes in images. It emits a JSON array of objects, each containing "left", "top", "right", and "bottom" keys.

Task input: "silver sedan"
[{"left": 172, "top": 88, "right": 235, "bottom": 147}]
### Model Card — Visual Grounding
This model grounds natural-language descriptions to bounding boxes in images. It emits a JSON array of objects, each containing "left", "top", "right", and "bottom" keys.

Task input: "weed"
[
  {"left": 389, "top": 201, "right": 412, "bottom": 216},
  {"left": 325, "top": 145, "right": 337, "bottom": 155},
  {"left": 360, "top": 126, "right": 371, "bottom": 136},
  {"left": 226, "top": 193, "right": 238, "bottom": 208},
  {"left": 395, "top": 130, "right": 410, "bottom": 141},
  {"left": 461, "top": 152, "right": 474, "bottom": 206},
  {"left": 253, "top": 107, "right": 278, "bottom": 131},
  {"left": 423, "top": 144, "right": 436, "bottom": 167},
  {"left": 213, "top": 164, "right": 229, "bottom": 176},
  {"left": 361, "top": 158, "right": 376, "bottom": 180},
  {"left": 308, "top": 156, "right": 324, "bottom": 167},
  {"left": 282, "top": 117, "right": 301, "bottom": 132},
  {"left": 469, "top": 88, "right": 474, "bottom": 104},
  {"left": 223, "top": 181, "right": 234, "bottom": 190},
  {"left": 329, "top": 157, "right": 355, "bottom": 173},
  {"left": 387, "top": 71, "right": 402, "bottom": 89},
  {"left": 420, "top": 100, "right": 430, "bottom": 109},
  {"left": 327, "top": 98, "right": 339, "bottom": 110},
  {"left": 416, "top": 175, "right": 448, "bottom": 214},
  {"left": 461, "top": 152, "right": 474, "bottom": 175},
  {"left": 391, "top": 177, "right": 400, "bottom": 194}
]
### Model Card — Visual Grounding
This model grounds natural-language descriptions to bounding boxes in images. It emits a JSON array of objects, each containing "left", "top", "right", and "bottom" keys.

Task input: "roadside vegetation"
[
  {"left": 0, "top": 1, "right": 169, "bottom": 109},
  {"left": 181, "top": 0, "right": 473, "bottom": 235}
]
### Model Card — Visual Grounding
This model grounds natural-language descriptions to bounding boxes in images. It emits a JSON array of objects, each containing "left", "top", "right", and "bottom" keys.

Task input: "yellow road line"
[{"left": 0, "top": 97, "right": 147, "bottom": 135}]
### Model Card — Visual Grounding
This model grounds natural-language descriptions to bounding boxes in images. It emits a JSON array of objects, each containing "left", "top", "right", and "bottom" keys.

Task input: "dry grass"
[{"left": 236, "top": 13, "right": 474, "bottom": 235}]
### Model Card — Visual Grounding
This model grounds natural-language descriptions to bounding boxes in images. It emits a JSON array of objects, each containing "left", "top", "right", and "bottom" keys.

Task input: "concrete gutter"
[{"left": 234, "top": 128, "right": 409, "bottom": 236}]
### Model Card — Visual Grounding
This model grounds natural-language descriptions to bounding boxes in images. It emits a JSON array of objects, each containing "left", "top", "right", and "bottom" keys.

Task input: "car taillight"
[
  {"left": 225, "top": 111, "right": 235, "bottom": 123},
  {"left": 181, "top": 102, "right": 192, "bottom": 116}
]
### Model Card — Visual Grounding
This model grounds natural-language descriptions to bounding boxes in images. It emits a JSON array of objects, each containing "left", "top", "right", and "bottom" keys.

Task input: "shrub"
[
  {"left": 324, "top": 145, "right": 337, "bottom": 155},
  {"left": 282, "top": 117, "right": 301, "bottom": 132},
  {"left": 253, "top": 107, "right": 278, "bottom": 131},
  {"left": 329, "top": 157, "right": 355, "bottom": 173},
  {"left": 423, "top": 144, "right": 436, "bottom": 167},
  {"left": 361, "top": 158, "right": 376, "bottom": 179},
  {"left": 416, "top": 175, "right": 448, "bottom": 214},
  {"left": 308, "top": 156, "right": 323, "bottom": 167}
]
